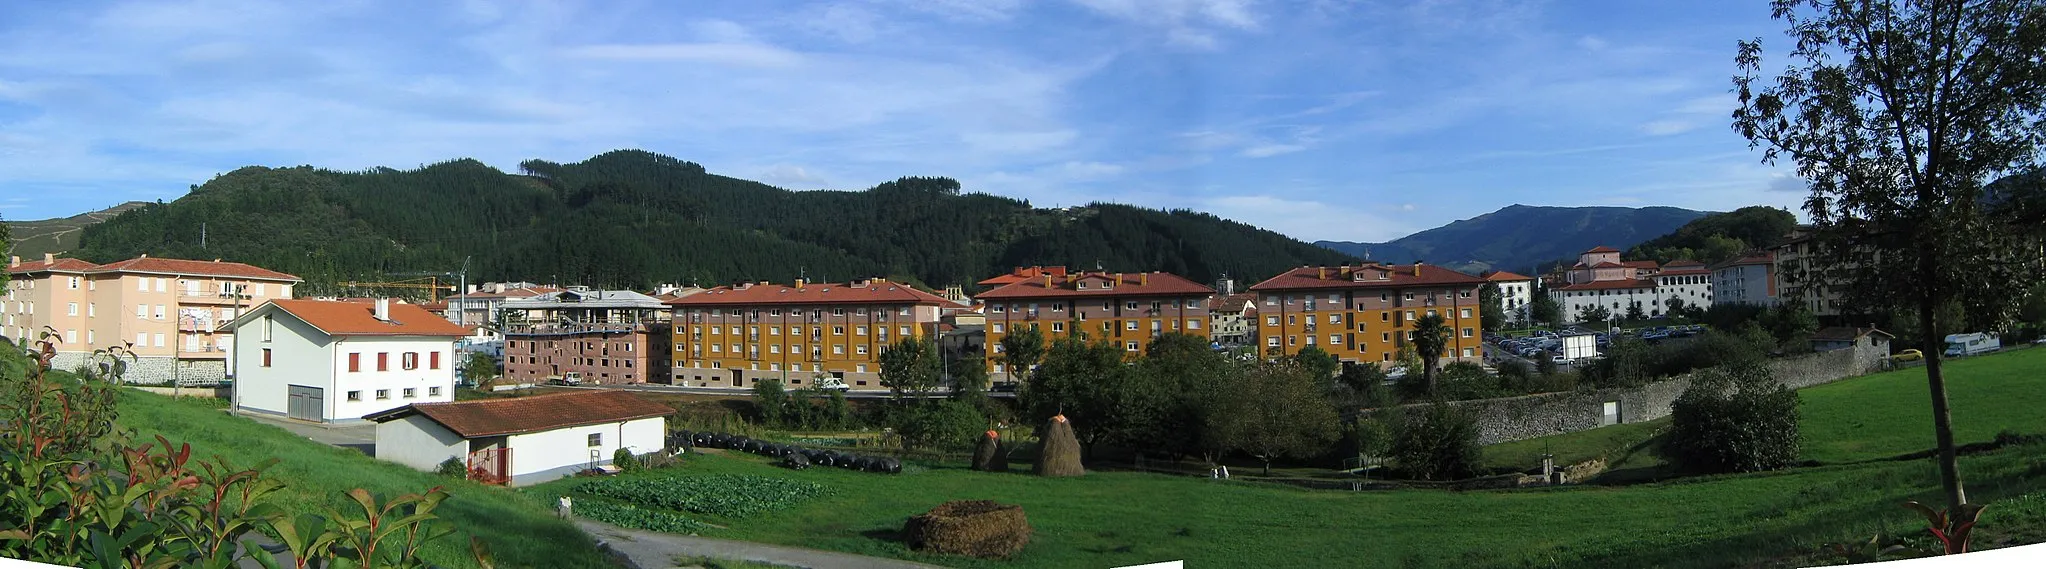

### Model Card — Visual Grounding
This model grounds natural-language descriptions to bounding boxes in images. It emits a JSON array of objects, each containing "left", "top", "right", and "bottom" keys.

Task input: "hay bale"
[
  {"left": 1032, "top": 415, "right": 1084, "bottom": 477},
  {"left": 903, "top": 500, "right": 1031, "bottom": 559},
  {"left": 972, "top": 431, "right": 1008, "bottom": 472}
]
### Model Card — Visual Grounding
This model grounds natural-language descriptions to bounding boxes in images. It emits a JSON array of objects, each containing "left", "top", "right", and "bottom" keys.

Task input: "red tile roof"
[
  {"left": 6, "top": 258, "right": 98, "bottom": 274},
  {"left": 976, "top": 266, "right": 1070, "bottom": 287},
  {"left": 1248, "top": 264, "right": 1485, "bottom": 292},
  {"left": 1710, "top": 252, "right": 1776, "bottom": 269},
  {"left": 1482, "top": 270, "right": 1533, "bottom": 282},
  {"left": 1591, "top": 262, "right": 1625, "bottom": 269},
  {"left": 976, "top": 271, "right": 1214, "bottom": 299},
  {"left": 1622, "top": 260, "right": 1660, "bottom": 270},
  {"left": 364, "top": 390, "right": 672, "bottom": 437},
  {"left": 1207, "top": 292, "right": 1258, "bottom": 311},
  {"left": 1556, "top": 279, "right": 1658, "bottom": 291},
  {"left": 1585, "top": 246, "right": 1621, "bottom": 253},
  {"left": 1665, "top": 259, "right": 1706, "bottom": 268},
  {"left": 667, "top": 279, "right": 950, "bottom": 307},
  {"left": 88, "top": 256, "right": 300, "bottom": 281},
  {"left": 253, "top": 299, "right": 472, "bottom": 337},
  {"left": 1658, "top": 268, "right": 1711, "bottom": 276}
]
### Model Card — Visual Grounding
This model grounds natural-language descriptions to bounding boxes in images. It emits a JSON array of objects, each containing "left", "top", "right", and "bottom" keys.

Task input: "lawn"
[
  {"left": 1484, "top": 346, "right": 2046, "bottom": 472},
  {"left": 113, "top": 390, "right": 618, "bottom": 569},
  {"left": 534, "top": 443, "right": 2046, "bottom": 569}
]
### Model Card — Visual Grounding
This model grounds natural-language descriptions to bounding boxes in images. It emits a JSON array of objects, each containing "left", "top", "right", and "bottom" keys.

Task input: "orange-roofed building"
[
  {"left": 223, "top": 298, "right": 467, "bottom": 423},
  {"left": 975, "top": 270, "right": 1215, "bottom": 382},
  {"left": 4, "top": 253, "right": 300, "bottom": 385},
  {"left": 665, "top": 278, "right": 950, "bottom": 390},
  {"left": 976, "top": 266, "right": 1069, "bottom": 288},
  {"left": 1481, "top": 270, "right": 1536, "bottom": 323},
  {"left": 1549, "top": 247, "right": 1715, "bottom": 324},
  {"left": 1248, "top": 263, "right": 1486, "bottom": 368}
]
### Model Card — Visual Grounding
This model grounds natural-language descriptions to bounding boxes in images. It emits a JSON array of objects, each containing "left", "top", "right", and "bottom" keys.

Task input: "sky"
[{"left": 0, "top": 0, "right": 1810, "bottom": 243}]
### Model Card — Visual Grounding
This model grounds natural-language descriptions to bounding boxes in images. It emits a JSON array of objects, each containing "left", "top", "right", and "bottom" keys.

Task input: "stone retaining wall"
[
  {"left": 1364, "top": 342, "right": 1888, "bottom": 445},
  {"left": 47, "top": 353, "right": 229, "bottom": 386}
]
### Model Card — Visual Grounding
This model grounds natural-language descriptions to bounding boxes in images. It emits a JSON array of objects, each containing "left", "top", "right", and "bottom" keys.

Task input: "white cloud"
[
  {"left": 1640, "top": 119, "right": 1696, "bottom": 136},
  {"left": 1067, "top": 0, "right": 1262, "bottom": 49},
  {"left": 562, "top": 43, "right": 805, "bottom": 67},
  {"left": 755, "top": 164, "right": 829, "bottom": 188},
  {"left": 1240, "top": 144, "right": 1305, "bottom": 158}
]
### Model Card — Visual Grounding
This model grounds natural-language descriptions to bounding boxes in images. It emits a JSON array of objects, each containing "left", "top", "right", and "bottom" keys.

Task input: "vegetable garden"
[{"left": 561, "top": 474, "right": 833, "bottom": 534}]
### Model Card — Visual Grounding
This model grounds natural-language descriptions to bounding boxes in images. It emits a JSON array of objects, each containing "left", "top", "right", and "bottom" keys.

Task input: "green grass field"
[{"left": 114, "top": 390, "right": 616, "bottom": 569}]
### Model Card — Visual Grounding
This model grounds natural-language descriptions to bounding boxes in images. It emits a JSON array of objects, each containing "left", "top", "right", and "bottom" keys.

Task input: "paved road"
[
  {"left": 235, "top": 411, "right": 378, "bottom": 457},
  {"left": 576, "top": 519, "right": 950, "bottom": 569},
  {"left": 550, "top": 383, "right": 1017, "bottom": 399}
]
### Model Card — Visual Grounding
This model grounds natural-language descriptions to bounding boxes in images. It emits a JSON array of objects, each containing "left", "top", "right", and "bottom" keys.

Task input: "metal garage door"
[{"left": 287, "top": 385, "right": 324, "bottom": 421}]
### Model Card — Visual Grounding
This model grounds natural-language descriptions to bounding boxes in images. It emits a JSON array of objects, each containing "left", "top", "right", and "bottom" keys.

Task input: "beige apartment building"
[{"left": 4, "top": 254, "right": 300, "bottom": 385}]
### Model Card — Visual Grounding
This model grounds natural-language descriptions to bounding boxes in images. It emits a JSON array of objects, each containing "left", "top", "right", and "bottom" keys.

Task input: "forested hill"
[
  {"left": 73, "top": 150, "right": 1356, "bottom": 295},
  {"left": 1315, "top": 204, "right": 1709, "bottom": 275}
]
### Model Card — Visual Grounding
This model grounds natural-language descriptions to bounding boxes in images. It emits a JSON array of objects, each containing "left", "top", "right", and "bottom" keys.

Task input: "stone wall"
[
  {"left": 1364, "top": 343, "right": 1888, "bottom": 446},
  {"left": 46, "top": 353, "right": 229, "bottom": 386}
]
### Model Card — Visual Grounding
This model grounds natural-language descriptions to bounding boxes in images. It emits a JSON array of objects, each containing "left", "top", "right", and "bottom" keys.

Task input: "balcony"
[
  {"left": 178, "top": 342, "right": 228, "bottom": 359},
  {"left": 179, "top": 287, "right": 259, "bottom": 305}
]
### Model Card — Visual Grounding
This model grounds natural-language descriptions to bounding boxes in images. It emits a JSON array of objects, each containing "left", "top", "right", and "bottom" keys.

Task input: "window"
[
  {"left": 136, "top": 332, "right": 147, "bottom": 346},
  {"left": 991, "top": 305, "right": 1005, "bottom": 313},
  {"left": 588, "top": 433, "right": 602, "bottom": 447},
  {"left": 856, "top": 345, "right": 869, "bottom": 355},
  {"left": 1462, "top": 328, "right": 1474, "bottom": 338},
  {"left": 66, "top": 303, "right": 77, "bottom": 316},
  {"left": 428, "top": 387, "right": 441, "bottom": 397},
  {"left": 1266, "top": 337, "right": 1279, "bottom": 347},
  {"left": 375, "top": 389, "right": 389, "bottom": 400},
  {"left": 135, "top": 304, "right": 146, "bottom": 319},
  {"left": 348, "top": 353, "right": 361, "bottom": 372},
  {"left": 138, "top": 278, "right": 148, "bottom": 292},
  {"left": 856, "top": 325, "right": 868, "bottom": 335},
  {"left": 1051, "top": 322, "right": 1065, "bottom": 332},
  {"left": 1381, "top": 312, "right": 1389, "bottom": 322},
  {"left": 87, "top": 303, "right": 94, "bottom": 317},
  {"left": 833, "top": 326, "right": 845, "bottom": 335},
  {"left": 430, "top": 351, "right": 441, "bottom": 369},
  {"left": 403, "top": 388, "right": 416, "bottom": 398},
  {"left": 1330, "top": 334, "right": 1342, "bottom": 345},
  {"left": 86, "top": 330, "right": 94, "bottom": 344},
  {"left": 402, "top": 352, "right": 419, "bottom": 370},
  {"left": 1124, "top": 341, "right": 1138, "bottom": 351},
  {"left": 1382, "top": 332, "right": 1390, "bottom": 342},
  {"left": 1126, "top": 301, "right": 1139, "bottom": 310},
  {"left": 153, "top": 334, "right": 164, "bottom": 348},
  {"left": 1404, "top": 293, "right": 1414, "bottom": 300},
  {"left": 1052, "top": 302, "right": 1064, "bottom": 312},
  {"left": 1327, "top": 314, "right": 1340, "bottom": 324},
  {"left": 1265, "top": 315, "right": 1278, "bottom": 326},
  {"left": 262, "top": 348, "right": 273, "bottom": 367},
  {"left": 856, "top": 364, "right": 868, "bottom": 373},
  {"left": 1461, "top": 348, "right": 1474, "bottom": 357},
  {"left": 992, "top": 323, "right": 1005, "bottom": 333},
  {"left": 1460, "top": 308, "right": 1471, "bottom": 318},
  {"left": 347, "top": 391, "right": 362, "bottom": 401},
  {"left": 64, "top": 329, "right": 76, "bottom": 344},
  {"left": 832, "top": 345, "right": 844, "bottom": 355},
  {"left": 899, "top": 326, "right": 910, "bottom": 336},
  {"left": 154, "top": 305, "right": 166, "bottom": 319},
  {"left": 1187, "top": 319, "right": 1202, "bottom": 329},
  {"left": 770, "top": 345, "right": 781, "bottom": 354},
  {"left": 377, "top": 353, "right": 389, "bottom": 371},
  {"left": 1125, "top": 320, "right": 1138, "bottom": 330},
  {"left": 155, "top": 279, "right": 166, "bottom": 293}
]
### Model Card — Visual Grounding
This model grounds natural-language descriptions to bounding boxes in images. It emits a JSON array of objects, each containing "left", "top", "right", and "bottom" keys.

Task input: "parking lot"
[{"left": 1485, "top": 324, "right": 1708, "bottom": 368}]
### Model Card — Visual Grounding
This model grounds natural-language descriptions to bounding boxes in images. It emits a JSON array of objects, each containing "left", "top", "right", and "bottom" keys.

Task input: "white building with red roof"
[
  {"left": 1548, "top": 247, "right": 1715, "bottom": 324},
  {"left": 223, "top": 298, "right": 470, "bottom": 422},
  {"left": 5, "top": 253, "right": 300, "bottom": 385},
  {"left": 1481, "top": 270, "right": 1536, "bottom": 324}
]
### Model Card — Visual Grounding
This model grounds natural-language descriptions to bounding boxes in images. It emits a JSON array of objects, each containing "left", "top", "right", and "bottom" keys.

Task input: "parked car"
[
  {"left": 1890, "top": 349, "right": 1924, "bottom": 362},
  {"left": 1550, "top": 355, "right": 1570, "bottom": 366},
  {"left": 548, "top": 372, "right": 584, "bottom": 386}
]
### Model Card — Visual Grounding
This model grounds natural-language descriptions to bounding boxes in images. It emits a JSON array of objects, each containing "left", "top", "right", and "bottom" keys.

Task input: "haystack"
[
  {"left": 972, "top": 430, "right": 1008, "bottom": 472},
  {"left": 1032, "top": 415, "right": 1084, "bottom": 477},
  {"left": 903, "top": 500, "right": 1031, "bottom": 558}
]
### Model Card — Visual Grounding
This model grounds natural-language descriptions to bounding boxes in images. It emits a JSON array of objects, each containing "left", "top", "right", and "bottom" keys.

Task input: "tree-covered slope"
[
  {"left": 1316, "top": 204, "right": 1710, "bottom": 274},
  {"left": 1623, "top": 206, "right": 1801, "bottom": 265},
  {"left": 73, "top": 150, "right": 1356, "bottom": 294}
]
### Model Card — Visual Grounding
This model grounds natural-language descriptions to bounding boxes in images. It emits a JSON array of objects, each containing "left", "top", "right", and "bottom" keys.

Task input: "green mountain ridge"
[
  {"left": 4, "top": 201, "right": 152, "bottom": 260},
  {"left": 65, "top": 150, "right": 1359, "bottom": 295},
  {"left": 1315, "top": 204, "right": 1712, "bottom": 274}
]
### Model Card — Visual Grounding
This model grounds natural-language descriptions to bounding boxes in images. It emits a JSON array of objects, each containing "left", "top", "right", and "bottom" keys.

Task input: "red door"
[{"left": 466, "top": 448, "right": 513, "bottom": 486}]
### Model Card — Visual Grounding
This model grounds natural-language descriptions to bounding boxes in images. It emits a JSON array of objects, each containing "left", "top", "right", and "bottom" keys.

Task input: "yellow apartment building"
[
  {"left": 1248, "top": 263, "right": 1486, "bottom": 368},
  {"left": 665, "top": 278, "right": 949, "bottom": 390},
  {"left": 975, "top": 270, "right": 1215, "bottom": 382}
]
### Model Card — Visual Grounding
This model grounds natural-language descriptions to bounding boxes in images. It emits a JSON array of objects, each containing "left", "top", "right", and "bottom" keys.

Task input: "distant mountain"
[
  {"left": 65, "top": 150, "right": 1357, "bottom": 295},
  {"left": 4, "top": 202, "right": 151, "bottom": 260},
  {"left": 1315, "top": 205, "right": 1711, "bottom": 275}
]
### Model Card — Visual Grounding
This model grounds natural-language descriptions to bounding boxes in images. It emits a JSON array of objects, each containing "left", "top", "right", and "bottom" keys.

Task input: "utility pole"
[{"left": 201, "top": 223, "right": 207, "bottom": 249}]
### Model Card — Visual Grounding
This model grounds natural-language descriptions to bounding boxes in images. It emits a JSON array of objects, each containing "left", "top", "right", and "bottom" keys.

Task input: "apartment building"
[
  {"left": 666, "top": 278, "right": 949, "bottom": 390},
  {"left": 1711, "top": 252, "right": 1778, "bottom": 307},
  {"left": 1549, "top": 247, "right": 1713, "bottom": 323},
  {"left": 4, "top": 253, "right": 299, "bottom": 385},
  {"left": 976, "top": 270, "right": 1215, "bottom": 381},
  {"left": 1772, "top": 228, "right": 1849, "bottom": 316},
  {"left": 1207, "top": 293, "right": 1258, "bottom": 347},
  {"left": 501, "top": 289, "right": 671, "bottom": 385},
  {"left": 1481, "top": 270, "right": 1536, "bottom": 323},
  {"left": 1248, "top": 263, "right": 1485, "bottom": 367}
]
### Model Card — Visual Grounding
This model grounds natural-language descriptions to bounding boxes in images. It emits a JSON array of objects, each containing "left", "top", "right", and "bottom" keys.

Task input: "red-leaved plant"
[{"left": 1904, "top": 500, "right": 1988, "bottom": 555}]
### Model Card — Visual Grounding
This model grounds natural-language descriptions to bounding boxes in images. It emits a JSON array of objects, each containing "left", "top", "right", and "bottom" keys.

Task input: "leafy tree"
[
  {"left": 1626, "top": 206, "right": 1800, "bottom": 264},
  {"left": 1388, "top": 400, "right": 1483, "bottom": 481},
  {"left": 1530, "top": 290, "right": 1564, "bottom": 328},
  {"left": 1666, "top": 297, "right": 1688, "bottom": 315},
  {"left": 1734, "top": 0, "right": 2046, "bottom": 510},
  {"left": 1760, "top": 304, "right": 1820, "bottom": 352},
  {"left": 1121, "top": 333, "right": 1234, "bottom": 463},
  {"left": 1662, "top": 361, "right": 1801, "bottom": 474},
  {"left": 1625, "top": 303, "right": 1647, "bottom": 323},
  {"left": 751, "top": 379, "right": 791, "bottom": 428},
  {"left": 460, "top": 351, "right": 496, "bottom": 385},
  {"left": 1576, "top": 304, "right": 1612, "bottom": 325},
  {"left": 998, "top": 324, "right": 1046, "bottom": 386},
  {"left": 1410, "top": 313, "right": 1450, "bottom": 396},
  {"left": 879, "top": 337, "right": 943, "bottom": 400},
  {"left": 1018, "top": 334, "right": 1128, "bottom": 455},
  {"left": 1291, "top": 345, "right": 1340, "bottom": 383},
  {"left": 1217, "top": 360, "right": 1341, "bottom": 475},
  {"left": 1334, "top": 361, "right": 1394, "bottom": 409},
  {"left": 895, "top": 400, "right": 987, "bottom": 452},
  {"left": 1478, "top": 282, "right": 1505, "bottom": 332}
]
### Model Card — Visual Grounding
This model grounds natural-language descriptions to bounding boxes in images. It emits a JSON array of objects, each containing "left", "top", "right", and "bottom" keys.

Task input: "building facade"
[
  {"left": 1248, "top": 264, "right": 1486, "bottom": 367},
  {"left": 501, "top": 289, "right": 672, "bottom": 385},
  {"left": 1771, "top": 228, "right": 1850, "bottom": 316},
  {"left": 227, "top": 299, "right": 465, "bottom": 422},
  {"left": 976, "top": 271, "right": 1215, "bottom": 381},
  {"left": 1206, "top": 293, "right": 1257, "bottom": 347},
  {"left": 666, "top": 278, "right": 948, "bottom": 390},
  {"left": 1548, "top": 247, "right": 1714, "bottom": 324},
  {"left": 4, "top": 254, "right": 299, "bottom": 385},
  {"left": 1710, "top": 252, "right": 1778, "bottom": 307},
  {"left": 367, "top": 390, "right": 670, "bottom": 486},
  {"left": 1481, "top": 270, "right": 1535, "bottom": 324}
]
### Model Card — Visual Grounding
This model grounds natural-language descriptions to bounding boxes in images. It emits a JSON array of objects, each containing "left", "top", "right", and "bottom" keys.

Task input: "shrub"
[
  {"left": 751, "top": 379, "right": 791, "bottom": 428},
  {"left": 612, "top": 448, "right": 641, "bottom": 472},
  {"left": 903, "top": 500, "right": 1032, "bottom": 559},
  {"left": 1661, "top": 361, "right": 1800, "bottom": 474},
  {"left": 436, "top": 457, "right": 467, "bottom": 478},
  {"left": 1388, "top": 401, "right": 1483, "bottom": 481},
  {"left": 895, "top": 400, "right": 987, "bottom": 452}
]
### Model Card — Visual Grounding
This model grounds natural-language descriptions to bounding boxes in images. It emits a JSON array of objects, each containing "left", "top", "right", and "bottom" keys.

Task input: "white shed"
[{"left": 365, "top": 390, "right": 671, "bottom": 486}]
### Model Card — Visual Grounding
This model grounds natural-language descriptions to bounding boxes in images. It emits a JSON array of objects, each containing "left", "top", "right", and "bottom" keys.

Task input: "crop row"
[
  {"left": 579, "top": 474, "right": 830, "bottom": 519},
  {"left": 575, "top": 499, "right": 713, "bottom": 534}
]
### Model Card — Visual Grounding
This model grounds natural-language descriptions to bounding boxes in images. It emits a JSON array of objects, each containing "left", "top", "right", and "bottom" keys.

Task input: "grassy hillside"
[
  {"left": 3, "top": 201, "right": 149, "bottom": 259},
  {"left": 114, "top": 391, "right": 617, "bottom": 569},
  {"left": 67, "top": 151, "right": 1355, "bottom": 294}
]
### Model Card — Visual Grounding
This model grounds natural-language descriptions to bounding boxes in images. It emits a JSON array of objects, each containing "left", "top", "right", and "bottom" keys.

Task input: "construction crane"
[{"left": 338, "top": 277, "right": 457, "bottom": 303}]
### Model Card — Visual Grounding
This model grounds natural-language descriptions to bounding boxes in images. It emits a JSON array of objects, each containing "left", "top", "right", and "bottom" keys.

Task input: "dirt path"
[{"left": 575, "top": 519, "right": 951, "bottom": 569}]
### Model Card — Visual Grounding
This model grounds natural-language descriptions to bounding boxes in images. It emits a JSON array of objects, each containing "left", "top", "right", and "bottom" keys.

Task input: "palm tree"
[{"left": 1411, "top": 313, "right": 1450, "bottom": 395}]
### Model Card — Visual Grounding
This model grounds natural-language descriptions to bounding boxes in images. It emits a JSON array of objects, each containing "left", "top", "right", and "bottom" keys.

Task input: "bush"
[
  {"left": 894, "top": 400, "right": 987, "bottom": 452},
  {"left": 1662, "top": 361, "right": 1801, "bottom": 474},
  {"left": 436, "top": 457, "right": 467, "bottom": 478},
  {"left": 1437, "top": 362, "right": 1507, "bottom": 401},
  {"left": 903, "top": 500, "right": 1032, "bottom": 559},
  {"left": 1388, "top": 401, "right": 1483, "bottom": 481},
  {"left": 612, "top": 448, "right": 641, "bottom": 472}
]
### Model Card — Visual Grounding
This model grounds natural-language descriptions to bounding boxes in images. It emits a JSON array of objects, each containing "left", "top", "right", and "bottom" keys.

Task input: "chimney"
[
  {"left": 374, "top": 298, "right": 391, "bottom": 321},
  {"left": 213, "top": 258, "right": 222, "bottom": 263},
  {"left": 1043, "top": 274, "right": 1052, "bottom": 287},
  {"left": 1413, "top": 263, "right": 1423, "bottom": 276},
  {"left": 43, "top": 253, "right": 55, "bottom": 264},
  {"left": 1141, "top": 272, "right": 1148, "bottom": 286},
  {"left": 795, "top": 278, "right": 806, "bottom": 288},
  {"left": 7, "top": 256, "right": 17, "bottom": 267},
  {"left": 139, "top": 254, "right": 148, "bottom": 258},
  {"left": 1318, "top": 266, "right": 1327, "bottom": 279}
]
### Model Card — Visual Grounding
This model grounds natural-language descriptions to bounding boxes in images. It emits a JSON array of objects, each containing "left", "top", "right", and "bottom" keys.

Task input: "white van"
[{"left": 1943, "top": 333, "right": 2001, "bottom": 358}]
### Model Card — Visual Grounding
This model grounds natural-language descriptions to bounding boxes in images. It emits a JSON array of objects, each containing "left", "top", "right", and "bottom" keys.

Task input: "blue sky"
[{"left": 0, "top": 0, "right": 1807, "bottom": 242}]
